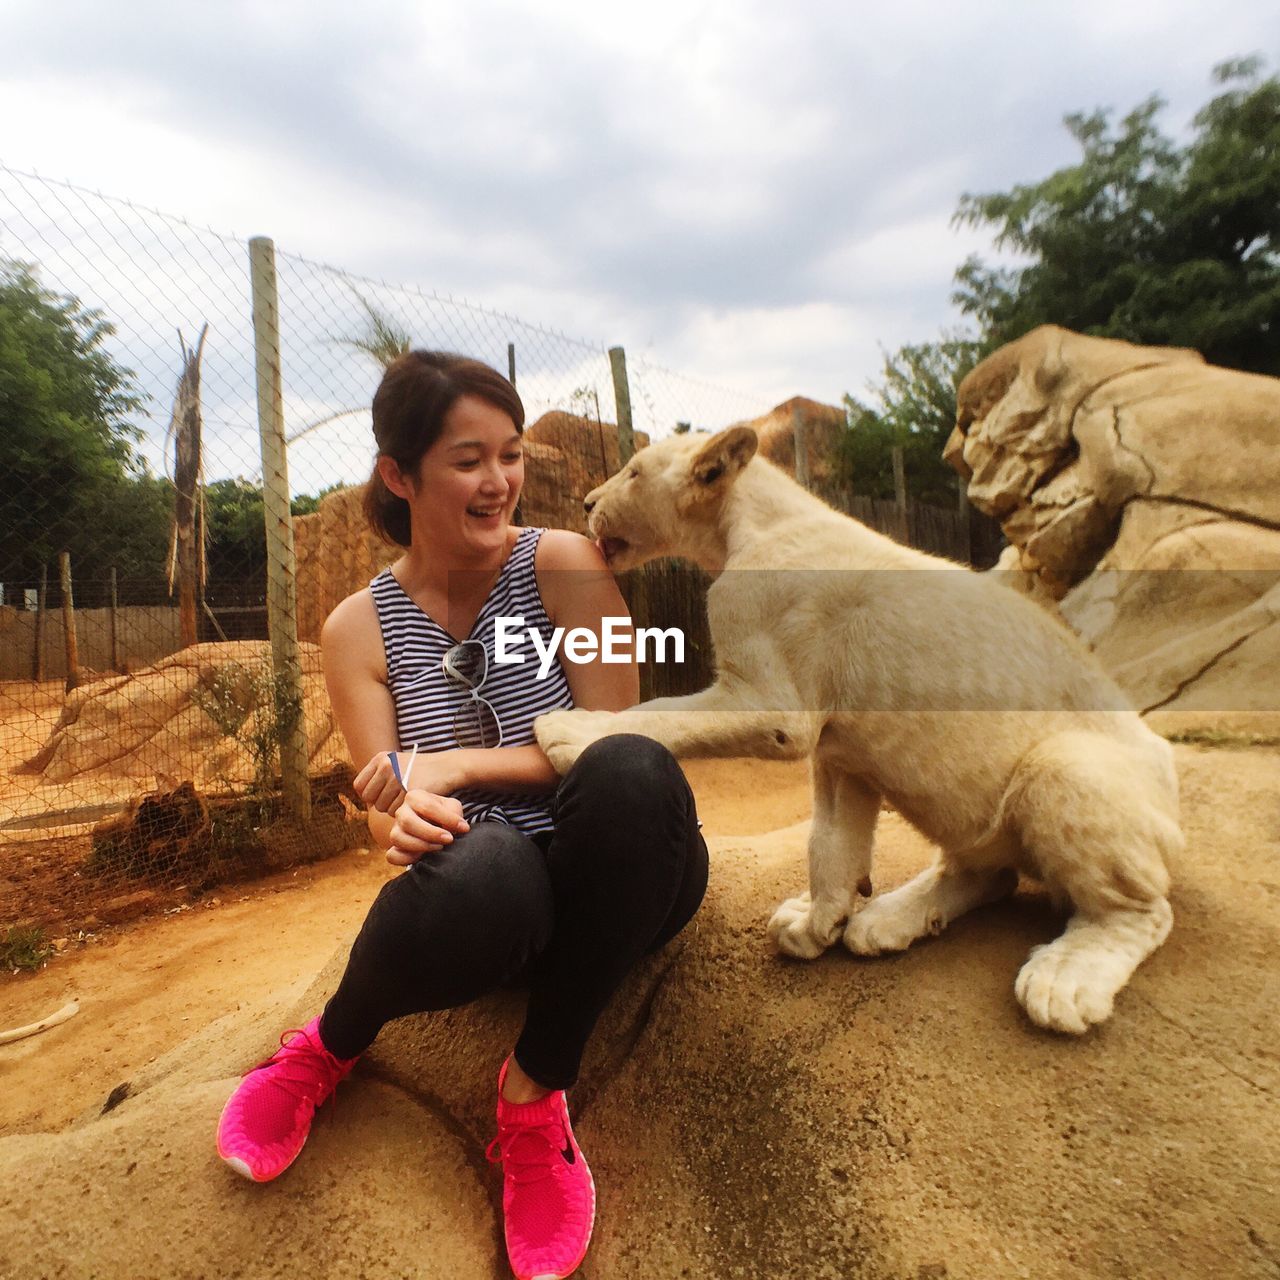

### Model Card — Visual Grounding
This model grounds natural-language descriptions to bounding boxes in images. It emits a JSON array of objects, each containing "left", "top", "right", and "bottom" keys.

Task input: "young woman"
[{"left": 215, "top": 351, "right": 708, "bottom": 1280}]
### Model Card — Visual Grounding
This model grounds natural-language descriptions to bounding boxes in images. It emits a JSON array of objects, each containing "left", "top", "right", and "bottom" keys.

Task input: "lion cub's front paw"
[
  {"left": 534, "top": 708, "right": 613, "bottom": 775},
  {"left": 767, "top": 891, "right": 845, "bottom": 960},
  {"left": 842, "top": 895, "right": 931, "bottom": 956}
]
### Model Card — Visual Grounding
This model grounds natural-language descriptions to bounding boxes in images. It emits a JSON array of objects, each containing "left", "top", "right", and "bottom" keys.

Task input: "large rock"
[
  {"left": 294, "top": 487, "right": 397, "bottom": 647},
  {"left": 22, "top": 640, "right": 346, "bottom": 788},
  {"left": 523, "top": 410, "right": 651, "bottom": 534},
  {"left": 735, "top": 395, "right": 847, "bottom": 486},
  {"left": 949, "top": 326, "right": 1280, "bottom": 723},
  {"left": 3, "top": 744, "right": 1276, "bottom": 1279}
]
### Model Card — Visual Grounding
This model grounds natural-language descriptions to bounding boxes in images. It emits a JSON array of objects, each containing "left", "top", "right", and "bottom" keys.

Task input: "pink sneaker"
[
  {"left": 486, "top": 1061, "right": 597, "bottom": 1280},
  {"left": 215, "top": 1016, "right": 356, "bottom": 1182}
]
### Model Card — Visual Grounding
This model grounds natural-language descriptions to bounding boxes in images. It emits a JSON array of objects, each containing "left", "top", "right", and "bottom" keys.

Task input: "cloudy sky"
[{"left": 1, "top": 0, "right": 1275, "bottom": 426}]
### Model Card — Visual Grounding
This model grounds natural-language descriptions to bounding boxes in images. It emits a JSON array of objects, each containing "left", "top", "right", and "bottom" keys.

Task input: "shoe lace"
[
  {"left": 246, "top": 1028, "right": 345, "bottom": 1108},
  {"left": 486, "top": 1116, "right": 568, "bottom": 1187}
]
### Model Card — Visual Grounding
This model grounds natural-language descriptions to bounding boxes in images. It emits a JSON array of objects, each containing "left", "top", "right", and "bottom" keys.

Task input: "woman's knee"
[
  {"left": 419, "top": 822, "right": 553, "bottom": 928},
  {"left": 365, "top": 823, "right": 553, "bottom": 960},
  {"left": 334, "top": 823, "right": 554, "bottom": 1020},
  {"left": 563, "top": 734, "right": 692, "bottom": 818}
]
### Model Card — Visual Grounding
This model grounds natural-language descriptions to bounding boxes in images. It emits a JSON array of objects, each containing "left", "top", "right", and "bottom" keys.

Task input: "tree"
[
  {"left": 203, "top": 478, "right": 268, "bottom": 597},
  {"left": 166, "top": 325, "right": 209, "bottom": 645},
  {"left": 0, "top": 259, "right": 167, "bottom": 589},
  {"left": 203, "top": 479, "right": 348, "bottom": 601},
  {"left": 953, "top": 57, "right": 1280, "bottom": 374},
  {"left": 838, "top": 335, "right": 982, "bottom": 505},
  {"left": 77, "top": 473, "right": 174, "bottom": 592},
  {"left": 288, "top": 483, "right": 347, "bottom": 517}
]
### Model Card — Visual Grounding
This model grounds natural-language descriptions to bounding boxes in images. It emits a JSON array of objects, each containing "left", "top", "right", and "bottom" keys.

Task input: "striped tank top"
[{"left": 369, "top": 526, "right": 572, "bottom": 837}]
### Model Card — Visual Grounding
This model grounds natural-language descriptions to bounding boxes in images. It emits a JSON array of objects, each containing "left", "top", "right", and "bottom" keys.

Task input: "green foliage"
[
  {"left": 838, "top": 336, "right": 982, "bottom": 505},
  {"left": 0, "top": 259, "right": 161, "bottom": 583},
  {"left": 1, "top": 924, "right": 52, "bottom": 972},
  {"left": 204, "top": 478, "right": 266, "bottom": 590},
  {"left": 78, "top": 471, "right": 174, "bottom": 584},
  {"left": 288, "top": 482, "right": 347, "bottom": 517},
  {"left": 203, "top": 479, "right": 342, "bottom": 593},
  {"left": 841, "top": 56, "right": 1280, "bottom": 510},
  {"left": 192, "top": 659, "right": 302, "bottom": 806},
  {"left": 953, "top": 57, "right": 1280, "bottom": 374}
]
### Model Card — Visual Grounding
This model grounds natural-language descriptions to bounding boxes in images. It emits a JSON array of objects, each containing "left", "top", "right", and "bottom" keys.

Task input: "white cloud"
[{"left": 1, "top": 0, "right": 1275, "bottom": 479}]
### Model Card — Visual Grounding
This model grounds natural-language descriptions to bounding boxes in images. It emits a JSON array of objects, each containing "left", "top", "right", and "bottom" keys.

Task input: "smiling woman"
[
  {"left": 213, "top": 349, "right": 708, "bottom": 1280},
  {"left": 362, "top": 352, "right": 526, "bottom": 551}
]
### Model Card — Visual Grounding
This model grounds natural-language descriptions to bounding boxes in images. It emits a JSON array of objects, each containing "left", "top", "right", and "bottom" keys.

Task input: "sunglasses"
[{"left": 442, "top": 640, "right": 504, "bottom": 750}]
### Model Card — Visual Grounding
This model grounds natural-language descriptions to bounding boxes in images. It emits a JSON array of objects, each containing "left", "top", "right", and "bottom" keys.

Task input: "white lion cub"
[{"left": 535, "top": 426, "right": 1182, "bottom": 1035}]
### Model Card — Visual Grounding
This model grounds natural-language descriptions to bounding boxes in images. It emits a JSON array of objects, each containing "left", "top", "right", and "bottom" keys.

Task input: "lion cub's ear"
[{"left": 690, "top": 426, "right": 758, "bottom": 490}]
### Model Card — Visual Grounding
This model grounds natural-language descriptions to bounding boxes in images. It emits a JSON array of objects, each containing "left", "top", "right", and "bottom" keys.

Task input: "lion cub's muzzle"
[{"left": 581, "top": 503, "right": 631, "bottom": 567}]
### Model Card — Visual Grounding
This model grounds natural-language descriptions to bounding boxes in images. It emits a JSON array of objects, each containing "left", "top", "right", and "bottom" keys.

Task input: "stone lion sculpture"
[{"left": 946, "top": 325, "right": 1280, "bottom": 723}]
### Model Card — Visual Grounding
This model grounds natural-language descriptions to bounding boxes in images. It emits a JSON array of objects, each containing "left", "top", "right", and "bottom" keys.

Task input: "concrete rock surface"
[
  {"left": 2, "top": 747, "right": 1277, "bottom": 1279},
  {"left": 950, "top": 326, "right": 1280, "bottom": 725},
  {"left": 21, "top": 641, "right": 346, "bottom": 788}
]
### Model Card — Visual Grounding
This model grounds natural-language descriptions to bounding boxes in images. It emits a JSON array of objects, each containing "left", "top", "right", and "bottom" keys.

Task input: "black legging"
[{"left": 319, "top": 735, "right": 708, "bottom": 1090}]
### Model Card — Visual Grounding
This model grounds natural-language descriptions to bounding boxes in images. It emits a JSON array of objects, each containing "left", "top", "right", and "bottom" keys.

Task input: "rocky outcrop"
[
  {"left": 523, "top": 410, "right": 650, "bottom": 532},
  {"left": 21, "top": 640, "right": 346, "bottom": 788},
  {"left": 736, "top": 395, "right": 847, "bottom": 486},
  {"left": 949, "top": 326, "right": 1280, "bottom": 723},
  {"left": 3, "top": 746, "right": 1277, "bottom": 1278},
  {"left": 294, "top": 488, "right": 395, "bottom": 650}
]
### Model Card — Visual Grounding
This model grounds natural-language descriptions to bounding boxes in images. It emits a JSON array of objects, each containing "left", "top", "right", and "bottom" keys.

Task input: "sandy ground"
[
  {"left": 0, "top": 759, "right": 813, "bottom": 1134},
  {"left": 1, "top": 750, "right": 1277, "bottom": 1280}
]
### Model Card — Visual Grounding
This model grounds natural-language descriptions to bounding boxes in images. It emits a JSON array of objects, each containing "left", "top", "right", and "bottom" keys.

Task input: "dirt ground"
[
  {"left": 0, "top": 758, "right": 815, "bottom": 1134},
  {"left": 0, "top": 679, "right": 180, "bottom": 931},
  {"left": 0, "top": 677, "right": 361, "bottom": 935},
  {"left": 1, "top": 747, "right": 1277, "bottom": 1279}
]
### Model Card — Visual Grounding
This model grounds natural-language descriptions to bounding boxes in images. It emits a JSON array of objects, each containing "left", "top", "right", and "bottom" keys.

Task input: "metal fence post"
[
  {"left": 249, "top": 236, "right": 312, "bottom": 823},
  {"left": 507, "top": 341, "right": 517, "bottom": 386},
  {"left": 608, "top": 346, "right": 636, "bottom": 465}
]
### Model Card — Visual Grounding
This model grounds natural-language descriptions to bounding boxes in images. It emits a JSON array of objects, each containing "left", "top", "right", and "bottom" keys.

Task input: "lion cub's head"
[{"left": 583, "top": 425, "right": 758, "bottom": 570}]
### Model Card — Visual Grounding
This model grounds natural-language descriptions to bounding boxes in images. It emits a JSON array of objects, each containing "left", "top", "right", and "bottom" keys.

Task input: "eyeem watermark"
[{"left": 494, "top": 615, "right": 685, "bottom": 679}]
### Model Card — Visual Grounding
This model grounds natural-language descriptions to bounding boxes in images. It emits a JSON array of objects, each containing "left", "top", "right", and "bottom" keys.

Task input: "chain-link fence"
[
  {"left": 1, "top": 165, "right": 790, "bottom": 942},
  {"left": 0, "top": 164, "right": 1003, "bottom": 948}
]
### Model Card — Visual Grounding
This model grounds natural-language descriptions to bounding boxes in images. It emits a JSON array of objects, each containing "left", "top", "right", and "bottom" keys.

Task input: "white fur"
[{"left": 535, "top": 428, "right": 1182, "bottom": 1034}]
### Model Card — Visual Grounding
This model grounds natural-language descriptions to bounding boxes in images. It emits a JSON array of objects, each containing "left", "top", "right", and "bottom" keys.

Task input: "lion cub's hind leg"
[
  {"left": 769, "top": 767, "right": 879, "bottom": 960},
  {"left": 843, "top": 857, "right": 1018, "bottom": 956},
  {"left": 1007, "top": 732, "right": 1179, "bottom": 1035}
]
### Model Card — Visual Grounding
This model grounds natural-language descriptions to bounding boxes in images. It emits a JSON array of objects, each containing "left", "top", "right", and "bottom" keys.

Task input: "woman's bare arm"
[
  {"left": 321, "top": 589, "right": 469, "bottom": 855},
  {"left": 536, "top": 529, "right": 639, "bottom": 713}
]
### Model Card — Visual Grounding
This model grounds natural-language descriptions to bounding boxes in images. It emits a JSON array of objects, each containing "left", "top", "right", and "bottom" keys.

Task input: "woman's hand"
[
  {"left": 386, "top": 790, "right": 471, "bottom": 867},
  {"left": 354, "top": 749, "right": 465, "bottom": 814}
]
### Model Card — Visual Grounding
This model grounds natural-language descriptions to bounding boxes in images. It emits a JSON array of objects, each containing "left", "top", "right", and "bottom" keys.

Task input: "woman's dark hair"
[{"left": 363, "top": 350, "right": 525, "bottom": 546}]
